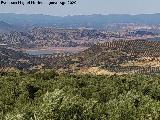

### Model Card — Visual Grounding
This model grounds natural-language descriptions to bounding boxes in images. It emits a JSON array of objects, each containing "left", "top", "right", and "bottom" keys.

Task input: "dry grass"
[
  {"left": 77, "top": 67, "right": 128, "bottom": 75},
  {"left": 0, "top": 67, "right": 20, "bottom": 73},
  {"left": 121, "top": 57, "right": 160, "bottom": 67}
]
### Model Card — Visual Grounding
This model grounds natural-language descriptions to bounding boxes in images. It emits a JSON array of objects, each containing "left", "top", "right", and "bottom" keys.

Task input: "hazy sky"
[{"left": 0, "top": 0, "right": 160, "bottom": 16}]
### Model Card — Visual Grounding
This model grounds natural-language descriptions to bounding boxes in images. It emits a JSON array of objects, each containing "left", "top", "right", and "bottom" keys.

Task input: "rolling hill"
[
  {"left": 1, "top": 39, "right": 160, "bottom": 75},
  {"left": 66, "top": 40, "right": 160, "bottom": 74}
]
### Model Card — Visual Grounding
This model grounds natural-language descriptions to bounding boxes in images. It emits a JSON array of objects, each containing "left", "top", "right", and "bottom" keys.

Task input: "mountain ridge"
[
  {"left": 1, "top": 13, "right": 160, "bottom": 28},
  {"left": 0, "top": 21, "right": 15, "bottom": 32}
]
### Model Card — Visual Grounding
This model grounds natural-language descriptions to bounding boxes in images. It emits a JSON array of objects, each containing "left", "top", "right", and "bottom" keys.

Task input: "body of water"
[{"left": 23, "top": 47, "right": 88, "bottom": 55}]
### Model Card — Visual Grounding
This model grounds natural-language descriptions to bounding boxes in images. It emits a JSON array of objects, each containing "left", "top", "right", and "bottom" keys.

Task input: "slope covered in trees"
[
  {"left": 66, "top": 40, "right": 160, "bottom": 74},
  {"left": 0, "top": 47, "right": 61, "bottom": 70},
  {"left": 0, "top": 28, "right": 119, "bottom": 48},
  {"left": 1, "top": 39, "right": 160, "bottom": 74},
  {"left": 0, "top": 70, "right": 160, "bottom": 120}
]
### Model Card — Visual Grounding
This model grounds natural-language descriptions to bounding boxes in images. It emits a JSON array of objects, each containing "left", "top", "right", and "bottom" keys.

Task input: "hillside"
[
  {"left": 66, "top": 40, "right": 160, "bottom": 74},
  {"left": 0, "top": 46, "right": 70, "bottom": 70},
  {"left": 0, "top": 47, "right": 55, "bottom": 70},
  {"left": 1, "top": 39, "right": 160, "bottom": 74},
  {"left": 0, "top": 28, "right": 119, "bottom": 48},
  {"left": 0, "top": 47, "right": 34, "bottom": 69},
  {"left": 0, "top": 27, "right": 158, "bottom": 49},
  {"left": 0, "top": 70, "right": 160, "bottom": 119}
]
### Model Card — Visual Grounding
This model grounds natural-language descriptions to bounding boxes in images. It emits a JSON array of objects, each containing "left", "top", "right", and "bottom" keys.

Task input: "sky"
[{"left": 0, "top": 0, "right": 160, "bottom": 16}]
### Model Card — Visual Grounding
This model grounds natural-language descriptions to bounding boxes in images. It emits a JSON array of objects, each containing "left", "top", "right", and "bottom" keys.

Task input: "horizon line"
[{"left": 1, "top": 12, "right": 160, "bottom": 17}]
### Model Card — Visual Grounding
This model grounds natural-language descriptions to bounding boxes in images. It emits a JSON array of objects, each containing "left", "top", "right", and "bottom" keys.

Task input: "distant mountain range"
[
  {"left": 1, "top": 13, "right": 160, "bottom": 29},
  {"left": 0, "top": 21, "right": 16, "bottom": 32},
  {"left": 0, "top": 20, "right": 27, "bottom": 32}
]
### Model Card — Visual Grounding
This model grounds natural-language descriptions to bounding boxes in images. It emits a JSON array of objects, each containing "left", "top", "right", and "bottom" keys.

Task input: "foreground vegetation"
[{"left": 0, "top": 70, "right": 160, "bottom": 120}]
